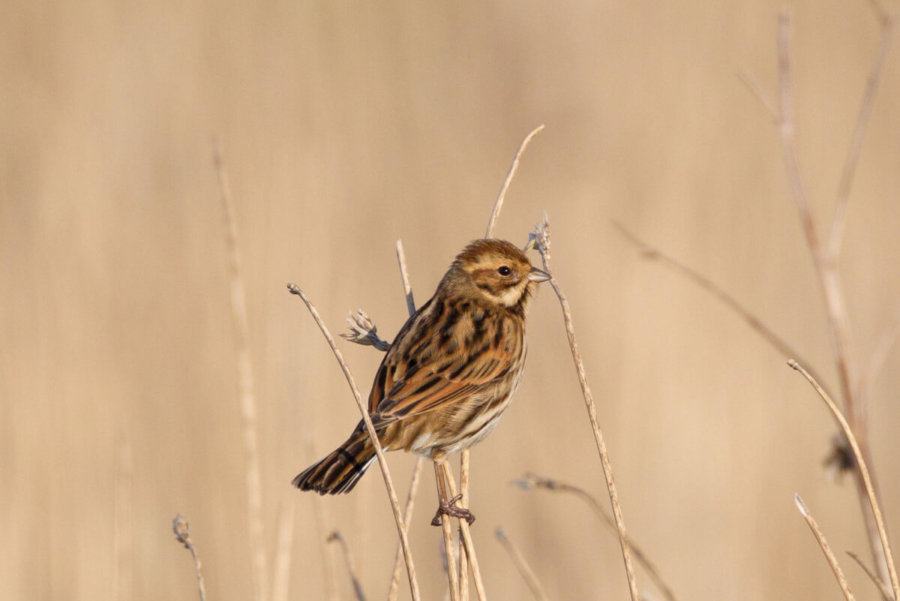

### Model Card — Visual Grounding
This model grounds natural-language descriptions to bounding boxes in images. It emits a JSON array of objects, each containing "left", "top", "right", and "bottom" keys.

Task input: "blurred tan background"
[{"left": 3, "top": 1, "right": 900, "bottom": 600}]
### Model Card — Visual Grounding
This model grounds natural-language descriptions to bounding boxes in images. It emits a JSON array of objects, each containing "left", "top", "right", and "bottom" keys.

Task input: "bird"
[{"left": 292, "top": 238, "right": 550, "bottom": 524}]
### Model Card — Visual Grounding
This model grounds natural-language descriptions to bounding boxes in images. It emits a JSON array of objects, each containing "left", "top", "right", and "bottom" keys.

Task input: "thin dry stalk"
[
  {"left": 483, "top": 125, "right": 545, "bottom": 239},
  {"left": 513, "top": 474, "right": 677, "bottom": 601},
  {"left": 794, "top": 494, "right": 856, "bottom": 601},
  {"left": 861, "top": 314, "right": 900, "bottom": 406},
  {"left": 440, "top": 462, "right": 488, "bottom": 601},
  {"left": 828, "top": 13, "right": 894, "bottom": 258},
  {"left": 271, "top": 501, "right": 296, "bottom": 601},
  {"left": 788, "top": 359, "right": 899, "bottom": 599},
  {"left": 114, "top": 440, "right": 133, "bottom": 601},
  {"left": 495, "top": 528, "right": 550, "bottom": 601},
  {"left": 385, "top": 239, "right": 426, "bottom": 601},
  {"left": 387, "top": 457, "right": 424, "bottom": 601},
  {"left": 848, "top": 551, "right": 895, "bottom": 601},
  {"left": 458, "top": 451, "right": 471, "bottom": 601},
  {"left": 328, "top": 531, "right": 368, "bottom": 601},
  {"left": 287, "top": 284, "right": 421, "bottom": 601},
  {"left": 172, "top": 514, "right": 208, "bottom": 601},
  {"left": 614, "top": 221, "right": 834, "bottom": 400},
  {"left": 396, "top": 240, "right": 416, "bottom": 315},
  {"left": 737, "top": 70, "right": 778, "bottom": 122},
  {"left": 530, "top": 216, "right": 640, "bottom": 601},
  {"left": 212, "top": 142, "right": 269, "bottom": 601},
  {"left": 436, "top": 461, "right": 462, "bottom": 601}
]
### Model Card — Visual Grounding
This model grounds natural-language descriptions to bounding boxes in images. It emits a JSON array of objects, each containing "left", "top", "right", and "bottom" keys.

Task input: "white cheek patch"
[{"left": 498, "top": 283, "right": 526, "bottom": 306}]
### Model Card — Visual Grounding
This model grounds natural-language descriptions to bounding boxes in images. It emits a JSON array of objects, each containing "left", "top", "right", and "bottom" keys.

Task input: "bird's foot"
[{"left": 430, "top": 494, "right": 475, "bottom": 526}]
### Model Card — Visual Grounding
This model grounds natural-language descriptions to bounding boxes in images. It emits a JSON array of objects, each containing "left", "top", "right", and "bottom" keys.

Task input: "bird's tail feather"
[{"left": 292, "top": 429, "right": 377, "bottom": 494}]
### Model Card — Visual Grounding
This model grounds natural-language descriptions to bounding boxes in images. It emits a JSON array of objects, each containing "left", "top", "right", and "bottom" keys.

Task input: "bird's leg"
[{"left": 431, "top": 457, "right": 475, "bottom": 526}]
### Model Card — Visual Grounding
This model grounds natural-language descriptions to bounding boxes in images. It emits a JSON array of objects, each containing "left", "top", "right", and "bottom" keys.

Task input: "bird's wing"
[{"left": 367, "top": 297, "right": 520, "bottom": 421}]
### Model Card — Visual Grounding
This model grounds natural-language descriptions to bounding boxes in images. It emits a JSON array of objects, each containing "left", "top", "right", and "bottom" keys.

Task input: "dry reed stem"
[
  {"left": 848, "top": 550, "right": 895, "bottom": 601},
  {"left": 287, "top": 284, "right": 421, "bottom": 601},
  {"left": 436, "top": 461, "right": 462, "bottom": 601},
  {"left": 396, "top": 240, "right": 416, "bottom": 316},
  {"left": 788, "top": 359, "right": 899, "bottom": 599},
  {"left": 328, "top": 531, "right": 368, "bottom": 601},
  {"left": 737, "top": 70, "right": 778, "bottom": 122},
  {"left": 458, "top": 451, "right": 471, "bottom": 601},
  {"left": 172, "top": 514, "right": 208, "bottom": 601},
  {"left": 740, "top": 9, "right": 893, "bottom": 582},
  {"left": 513, "top": 474, "right": 677, "bottom": 601},
  {"left": 614, "top": 221, "right": 834, "bottom": 400},
  {"left": 530, "top": 215, "right": 640, "bottom": 601},
  {"left": 387, "top": 456, "right": 424, "bottom": 601},
  {"left": 271, "top": 501, "right": 296, "bottom": 601},
  {"left": 483, "top": 124, "right": 545, "bottom": 239},
  {"left": 794, "top": 494, "right": 856, "bottom": 601},
  {"left": 828, "top": 12, "right": 894, "bottom": 258},
  {"left": 440, "top": 462, "right": 488, "bottom": 601},
  {"left": 212, "top": 142, "right": 269, "bottom": 601},
  {"left": 494, "top": 528, "right": 551, "bottom": 601}
]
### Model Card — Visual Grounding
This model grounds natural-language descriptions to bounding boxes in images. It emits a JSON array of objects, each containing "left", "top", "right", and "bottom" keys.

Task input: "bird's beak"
[{"left": 528, "top": 267, "right": 551, "bottom": 283}]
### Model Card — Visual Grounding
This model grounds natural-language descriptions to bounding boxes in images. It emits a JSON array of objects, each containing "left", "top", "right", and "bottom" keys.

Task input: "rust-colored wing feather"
[{"left": 367, "top": 295, "right": 522, "bottom": 423}]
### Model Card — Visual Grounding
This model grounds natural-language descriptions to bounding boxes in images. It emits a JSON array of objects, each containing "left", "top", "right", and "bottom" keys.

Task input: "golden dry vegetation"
[{"left": 3, "top": 1, "right": 900, "bottom": 600}]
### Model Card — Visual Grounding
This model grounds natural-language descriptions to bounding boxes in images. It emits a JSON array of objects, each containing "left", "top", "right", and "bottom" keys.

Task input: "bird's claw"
[{"left": 430, "top": 493, "right": 475, "bottom": 526}]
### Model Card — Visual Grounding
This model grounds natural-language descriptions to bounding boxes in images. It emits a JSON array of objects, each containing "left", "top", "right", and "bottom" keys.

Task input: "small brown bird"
[{"left": 293, "top": 239, "right": 549, "bottom": 523}]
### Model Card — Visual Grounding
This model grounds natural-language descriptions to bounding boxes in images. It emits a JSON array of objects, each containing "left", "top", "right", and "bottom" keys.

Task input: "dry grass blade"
[
  {"left": 396, "top": 239, "right": 416, "bottom": 315},
  {"left": 287, "top": 284, "right": 421, "bottom": 601},
  {"left": 483, "top": 124, "right": 545, "bottom": 239},
  {"left": 794, "top": 494, "right": 856, "bottom": 601},
  {"left": 172, "top": 514, "right": 207, "bottom": 601},
  {"left": 828, "top": 12, "right": 894, "bottom": 257},
  {"left": 513, "top": 474, "right": 677, "bottom": 601},
  {"left": 212, "top": 140, "right": 268, "bottom": 601},
  {"left": 737, "top": 70, "right": 778, "bottom": 122},
  {"left": 788, "top": 359, "right": 900, "bottom": 599},
  {"left": 458, "top": 450, "right": 471, "bottom": 601},
  {"left": 495, "top": 528, "right": 550, "bottom": 601},
  {"left": 848, "top": 550, "right": 895, "bottom": 601},
  {"left": 436, "top": 462, "right": 462, "bottom": 601},
  {"left": 328, "top": 531, "right": 368, "bottom": 601},
  {"left": 530, "top": 215, "right": 640, "bottom": 601},
  {"left": 440, "top": 462, "right": 488, "bottom": 601},
  {"left": 614, "top": 221, "right": 834, "bottom": 400},
  {"left": 387, "top": 456, "right": 424, "bottom": 601}
]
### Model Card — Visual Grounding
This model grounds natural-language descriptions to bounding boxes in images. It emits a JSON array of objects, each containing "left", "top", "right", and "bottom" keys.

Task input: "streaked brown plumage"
[{"left": 293, "top": 239, "right": 549, "bottom": 504}]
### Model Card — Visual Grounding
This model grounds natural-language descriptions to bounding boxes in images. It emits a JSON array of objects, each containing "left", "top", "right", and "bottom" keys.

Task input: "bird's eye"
[{"left": 497, "top": 265, "right": 512, "bottom": 276}]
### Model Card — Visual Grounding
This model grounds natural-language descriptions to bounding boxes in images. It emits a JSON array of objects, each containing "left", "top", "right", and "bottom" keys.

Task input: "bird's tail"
[{"left": 292, "top": 429, "right": 377, "bottom": 494}]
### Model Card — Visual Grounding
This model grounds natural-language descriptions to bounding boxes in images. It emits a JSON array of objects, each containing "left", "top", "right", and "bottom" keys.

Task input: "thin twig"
[
  {"left": 737, "top": 70, "right": 779, "bottom": 122},
  {"left": 495, "top": 528, "right": 550, "bottom": 601},
  {"left": 386, "top": 239, "right": 425, "bottom": 601},
  {"left": 828, "top": 13, "right": 894, "bottom": 258},
  {"left": 794, "top": 494, "right": 856, "bottom": 601},
  {"left": 614, "top": 221, "right": 834, "bottom": 400},
  {"left": 788, "top": 359, "right": 899, "bottom": 599},
  {"left": 287, "top": 284, "right": 421, "bottom": 601},
  {"left": 440, "top": 462, "right": 488, "bottom": 601},
  {"left": 172, "top": 514, "right": 207, "bottom": 601},
  {"left": 212, "top": 140, "right": 269, "bottom": 601},
  {"left": 513, "top": 474, "right": 677, "bottom": 601},
  {"left": 396, "top": 240, "right": 416, "bottom": 316},
  {"left": 271, "top": 501, "right": 296, "bottom": 601},
  {"left": 436, "top": 462, "right": 462, "bottom": 601},
  {"left": 848, "top": 550, "right": 895, "bottom": 601},
  {"left": 328, "top": 532, "right": 368, "bottom": 601},
  {"left": 530, "top": 215, "right": 640, "bottom": 601},
  {"left": 387, "top": 457, "right": 424, "bottom": 601},
  {"left": 458, "top": 451, "right": 471, "bottom": 601},
  {"left": 483, "top": 125, "right": 545, "bottom": 239}
]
